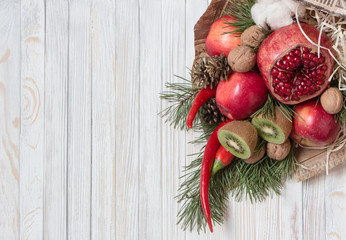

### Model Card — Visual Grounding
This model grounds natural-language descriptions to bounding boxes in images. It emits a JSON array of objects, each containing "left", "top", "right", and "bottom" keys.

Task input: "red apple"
[
  {"left": 290, "top": 99, "right": 340, "bottom": 147},
  {"left": 216, "top": 71, "right": 268, "bottom": 120},
  {"left": 205, "top": 15, "right": 241, "bottom": 57}
]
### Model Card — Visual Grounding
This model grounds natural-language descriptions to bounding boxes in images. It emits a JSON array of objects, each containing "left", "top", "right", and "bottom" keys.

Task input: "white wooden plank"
[
  {"left": 303, "top": 175, "right": 326, "bottom": 239},
  {"left": 91, "top": 1, "right": 116, "bottom": 239},
  {"left": 68, "top": 1, "right": 92, "bottom": 239},
  {"left": 138, "top": 0, "right": 163, "bottom": 239},
  {"left": 0, "top": 1, "right": 20, "bottom": 239},
  {"left": 114, "top": 0, "right": 140, "bottom": 239},
  {"left": 279, "top": 178, "right": 303, "bottom": 240},
  {"left": 44, "top": 0, "right": 69, "bottom": 239},
  {"left": 161, "top": 0, "right": 187, "bottom": 239},
  {"left": 20, "top": 0, "right": 45, "bottom": 239},
  {"left": 325, "top": 166, "right": 346, "bottom": 239}
]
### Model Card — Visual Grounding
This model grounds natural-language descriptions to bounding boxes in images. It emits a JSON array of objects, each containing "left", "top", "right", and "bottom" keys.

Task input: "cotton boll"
[
  {"left": 251, "top": 0, "right": 305, "bottom": 30},
  {"left": 266, "top": 2, "right": 294, "bottom": 30},
  {"left": 251, "top": 3, "right": 269, "bottom": 29}
]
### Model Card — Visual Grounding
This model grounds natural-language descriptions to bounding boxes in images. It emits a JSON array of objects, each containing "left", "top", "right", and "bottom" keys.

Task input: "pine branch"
[
  {"left": 251, "top": 94, "right": 304, "bottom": 123},
  {"left": 159, "top": 76, "right": 201, "bottom": 130},
  {"left": 177, "top": 139, "right": 299, "bottom": 232},
  {"left": 223, "top": 0, "right": 256, "bottom": 35}
]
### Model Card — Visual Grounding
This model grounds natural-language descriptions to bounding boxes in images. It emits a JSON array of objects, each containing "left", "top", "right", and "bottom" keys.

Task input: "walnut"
[
  {"left": 227, "top": 45, "right": 256, "bottom": 72},
  {"left": 321, "top": 87, "right": 344, "bottom": 114},
  {"left": 241, "top": 25, "right": 266, "bottom": 49},
  {"left": 266, "top": 140, "right": 291, "bottom": 161}
]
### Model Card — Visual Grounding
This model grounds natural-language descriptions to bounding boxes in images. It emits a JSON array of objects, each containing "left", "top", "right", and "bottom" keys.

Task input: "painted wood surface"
[{"left": 0, "top": 0, "right": 346, "bottom": 239}]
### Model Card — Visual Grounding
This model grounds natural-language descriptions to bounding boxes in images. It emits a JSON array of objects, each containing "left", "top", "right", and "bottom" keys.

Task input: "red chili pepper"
[
  {"left": 211, "top": 146, "right": 234, "bottom": 177},
  {"left": 200, "top": 120, "right": 229, "bottom": 232},
  {"left": 186, "top": 86, "right": 217, "bottom": 128}
]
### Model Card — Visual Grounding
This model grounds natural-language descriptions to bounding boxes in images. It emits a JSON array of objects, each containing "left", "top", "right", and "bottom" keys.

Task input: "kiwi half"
[
  {"left": 217, "top": 121, "right": 258, "bottom": 159},
  {"left": 244, "top": 140, "right": 266, "bottom": 164},
  {"left": 251, "top": 107, "right": 292, "bottom": 144}
]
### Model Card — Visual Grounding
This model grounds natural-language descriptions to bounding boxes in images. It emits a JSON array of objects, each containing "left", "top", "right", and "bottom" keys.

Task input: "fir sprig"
[
  {"left": 223, "top": 0, "right": 256, "bottom": 35},
  {"left": 176, "top": 140, "right": 298, "bottom": 232},
  {"left": 160, "top": 75, "right": 201, "bottom": 130},
  {"left": 251, "top": 94, "right": 304, "bottom": 123}
]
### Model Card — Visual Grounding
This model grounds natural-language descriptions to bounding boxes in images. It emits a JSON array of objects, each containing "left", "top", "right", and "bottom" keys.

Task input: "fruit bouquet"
[{"left": 160, "top": 0, "right": 346, "bottom": 233}]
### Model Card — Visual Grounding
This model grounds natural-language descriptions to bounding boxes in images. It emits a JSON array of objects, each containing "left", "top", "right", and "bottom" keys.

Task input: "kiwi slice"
[
  {"left": 244, "top": 139, "right": 266, "bottom": 164},
  {"left": 217, "top": 121, "right": 258, "bottom": 159},
  {"left": 251, "top": 107, "right": 292, "bottom": 144}
]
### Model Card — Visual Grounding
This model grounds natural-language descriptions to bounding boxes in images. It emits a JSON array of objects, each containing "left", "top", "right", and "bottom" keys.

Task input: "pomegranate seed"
[
  {"left": 273, "top": 78, "right": 280, "bottom": 83},
  {"left": 278, "top": 72, "right": 284, "bottom": 79},
  {"left": 285, "top": 88, "right": 291, "bottom": 94},
  {"left": 286, "top": 56, "right": 292, "bottom": 61},
  {"left": 317, "top": 75, "right": 324, "bottom": 80},
  {"left": 303, "top": 47, "right": 309, "bottom": 52},
  {"left": 294, "top": 49, "right": 300, "bottom": 55},
  {"left": 306, "top": 80, "right": 312, "bottom": 86},
  {"left": 321, "top": 65, "right": 328, "bottom": 71},
  {"left": 302, "top": 53, "right": 308, "bottom": 59},
  {"left": 291, "top": 95, "right": 300, "bottom": 101},
  {"left": 282, "top": 60, "right": 288, "bottom": 66},
  {"left": 317, "top": 80, "right": 324, "bottom": 85},
  {"left": 313, "top": 57, "right": 319, "bottom": 63},
  {"left": 319, "top": 56, "right": 325, "bottom": 63},
  {"left": 271, "top": 68, "right": 279, "bottom": 76}
]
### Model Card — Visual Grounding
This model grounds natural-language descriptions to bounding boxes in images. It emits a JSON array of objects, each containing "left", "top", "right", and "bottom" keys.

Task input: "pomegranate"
[
  {"left": 216, "top": 71, "right": 268, "bottom": 120},
  {"left": 205, "top": 15, "right": 241, "bottom": 57},
  {"left": 257, "top": 23, "right": 334, "bottom": 105},
  {"left": 290, "top": 99, "right": 340, "bottom": 147}
]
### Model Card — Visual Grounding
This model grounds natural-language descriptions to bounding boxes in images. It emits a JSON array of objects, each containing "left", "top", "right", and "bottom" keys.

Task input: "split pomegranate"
[
  {"left": 216, "top": 71, "right": 268, "bottom": 120},
  {"left": 257, "top": 23, "right": 334, "bottom": 105},
  {"left": 205, "top": 15, "right": 241, "bottom": 57},
  {"left": 290, "top": 99, "right": 340, "bottom": 147}
]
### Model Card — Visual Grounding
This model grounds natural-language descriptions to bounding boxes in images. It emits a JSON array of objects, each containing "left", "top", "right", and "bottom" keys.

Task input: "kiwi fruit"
[
  {"left": 244, "top": 143, "right": 265, "bottom": 164},
  {"left": 217, "top": 121, "right": 258, "bottom": 159},
  {"left": 251, "top": 107, "right": 292, "bottom": 144}
]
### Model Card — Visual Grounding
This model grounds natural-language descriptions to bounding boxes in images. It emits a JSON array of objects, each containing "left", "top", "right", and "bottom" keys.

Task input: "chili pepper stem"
[{"left": 211, "top": 160, "right": 225, "bottom": 177}]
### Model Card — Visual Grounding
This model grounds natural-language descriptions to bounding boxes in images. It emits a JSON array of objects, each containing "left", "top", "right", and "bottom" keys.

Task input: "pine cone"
[
  {"left": 191, "top": 53, "right": 231, "bottom": 89},
  {"left": 201, "top": 97, "right": 226, "bottom": 125}
]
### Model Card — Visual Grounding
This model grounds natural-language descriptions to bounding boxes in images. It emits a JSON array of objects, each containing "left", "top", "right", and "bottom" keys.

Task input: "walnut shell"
[
  {"left": 321, "top": 87, "right": 344, "bottom": 114},
  {"left": 241, "top": 25, "right": 266, "bottom": 49},
  {"left": 266, "top": 140, "right": 291, "bottom": 161},
  {"left": 227, "top": 45, "right": 256, "bottom": 72}
]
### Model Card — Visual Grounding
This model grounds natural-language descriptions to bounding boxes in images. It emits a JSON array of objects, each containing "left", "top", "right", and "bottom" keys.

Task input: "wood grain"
[
  {"left": 44, "top": 0, "right": 69, "bottom": 239},
  {"left": 161, "top": 0, "right": 187, "bottom": 239},
  {"left": 114, "top": 0, "right": 140, "bottom": 239},
  {"left": 91, "top": 1, "right": 116, "bottom": 239},
  {"left": 68, "top": 1, "right": 92, "bottom": 239},
  {"left": 0, "top": 0, "right": 20, "bottom": 239},
  {"left": 138, "top": 0, "right": 163, "bottom": 239},
  {"left": 20, "top": 0, "right": 45, "bottom": 239}
]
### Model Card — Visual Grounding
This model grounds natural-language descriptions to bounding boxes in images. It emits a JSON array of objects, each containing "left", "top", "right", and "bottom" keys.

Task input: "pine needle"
[
  {"left": 159, "top": 76, "right": 201, "bottom": 130},
  {"left": 176, "top": 139, "right": 298, "bottom": 232},
  {"left": 251, "top": 94, "right": 305, "bottom": 123},
  {"left": 223, "top": 0, "right": 256, "bottom": 35}
]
